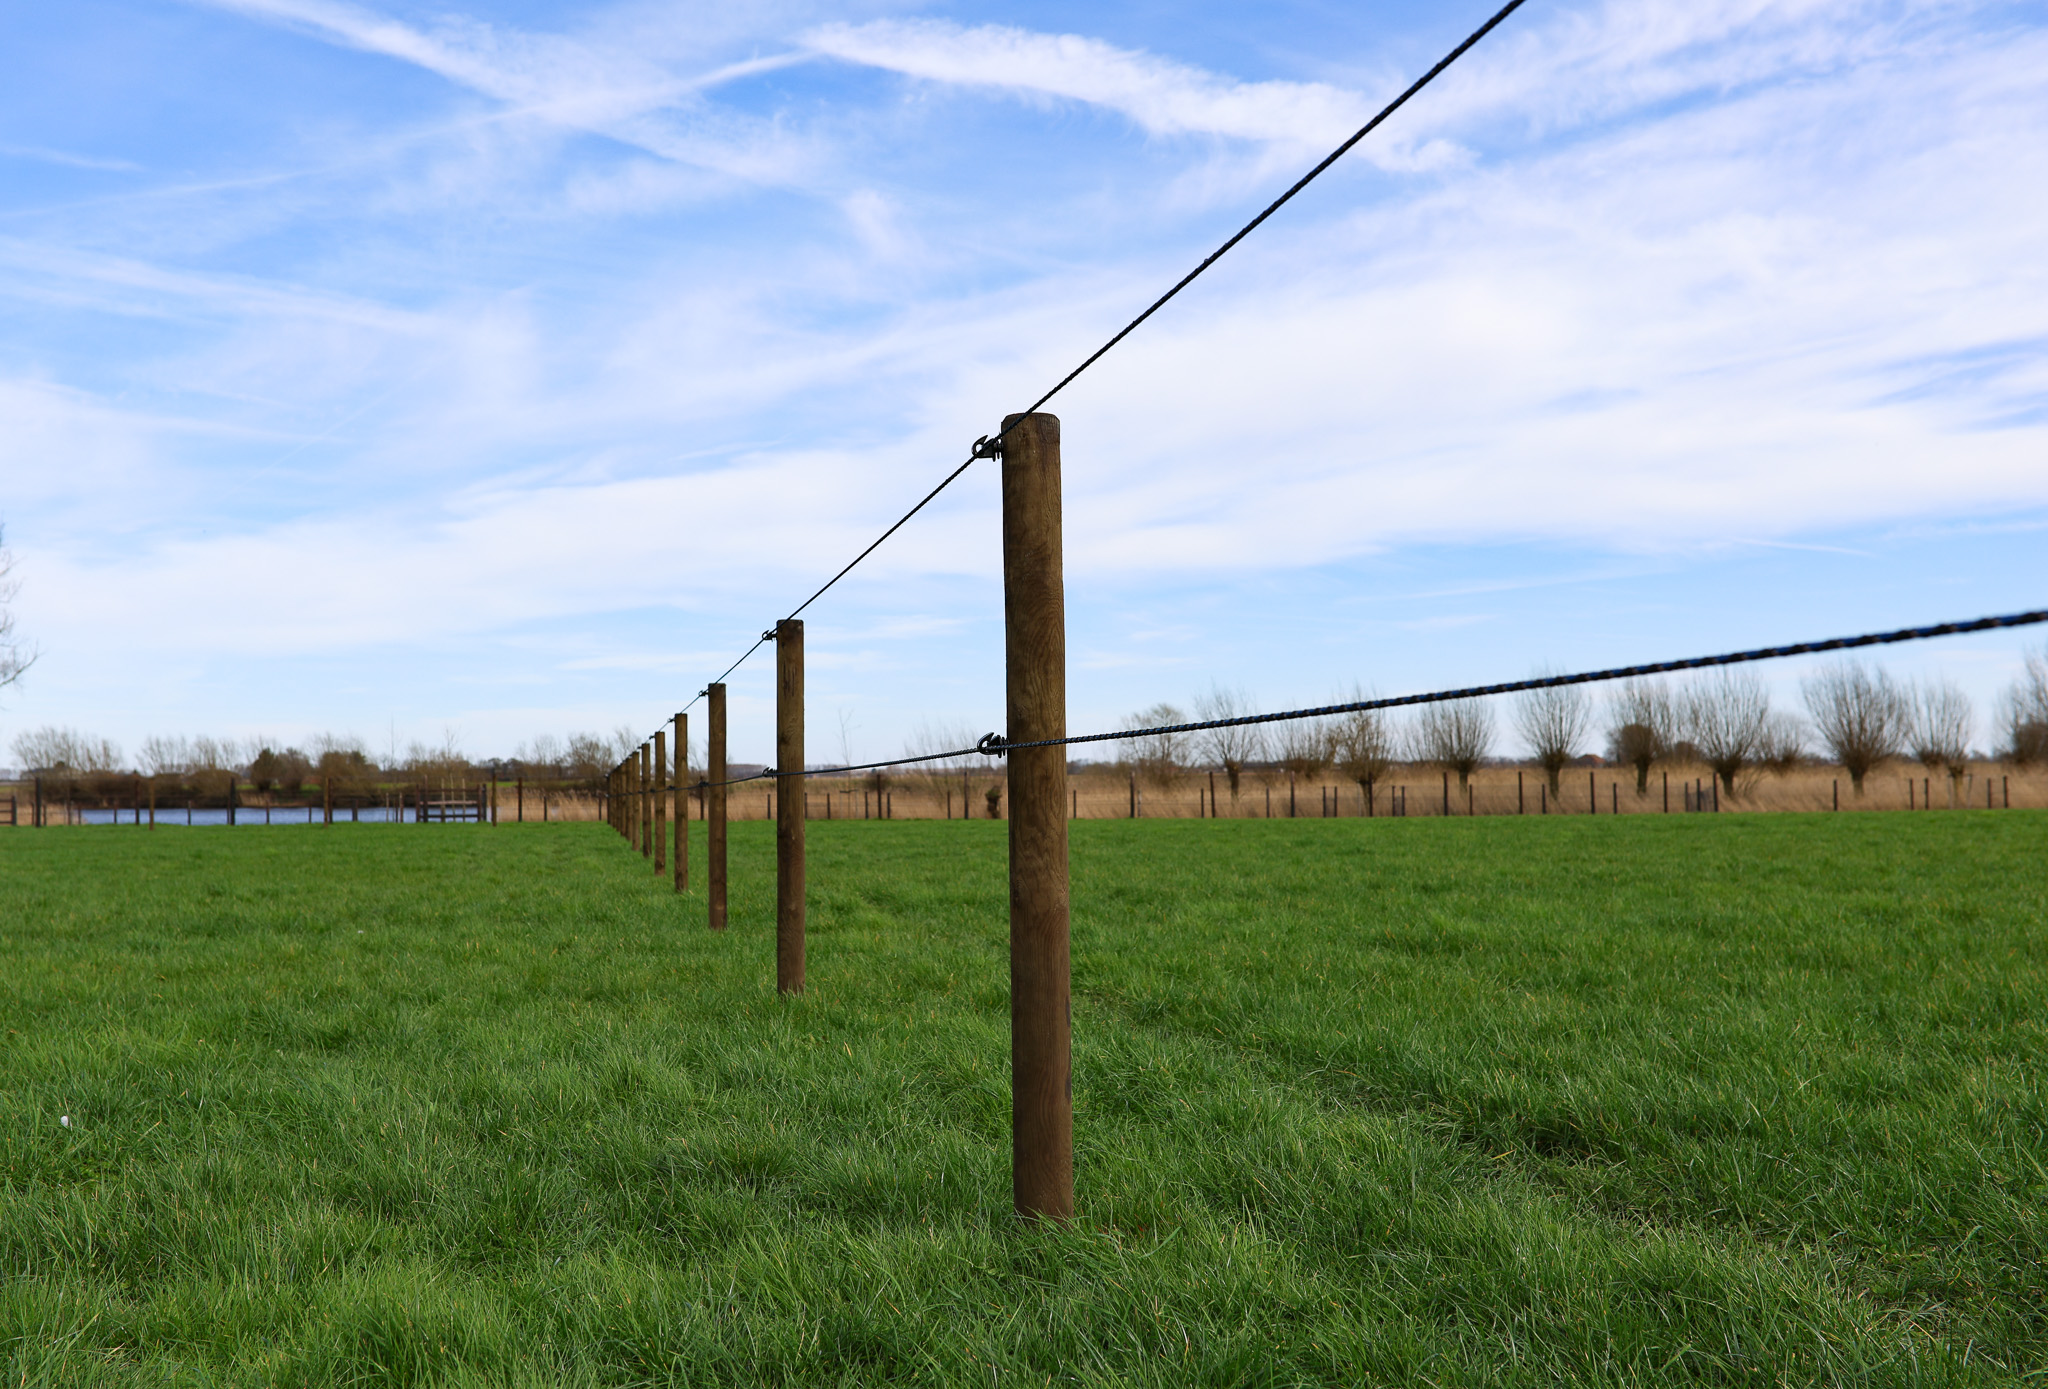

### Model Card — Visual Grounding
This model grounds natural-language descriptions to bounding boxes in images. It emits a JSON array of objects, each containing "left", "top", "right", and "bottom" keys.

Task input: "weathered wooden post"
[
  {"left": 708, "top": 683, "right": 729, "bottom": 931},
  {"left": 653, "top": 730, "right": 668, "bottom": 875},
  {"left": 642, "top": 744, "right": 655, "bottom": 859},
  {"left": 1002, "top": 411, "right": 1071, "bottom": 1222},
  {"left": 673, "top": 712, "right": 689, "bottom": 893},
  {"left": 516, "top": 776, "right": 523, "bottom": 823},
  {"left": 148, "top": 777, "right": 157, "bottom": 830},
  {"left": 775, "top": 619, "right": 806, "bottom": 994}
]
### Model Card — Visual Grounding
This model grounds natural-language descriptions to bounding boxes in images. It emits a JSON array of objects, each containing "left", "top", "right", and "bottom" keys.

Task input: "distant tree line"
[
  {"left": 1072, "top": 645, "right": 2048, "bottom": 805},
  {"left": 5, "top": 724, "right": 653, "bottom": 806}
]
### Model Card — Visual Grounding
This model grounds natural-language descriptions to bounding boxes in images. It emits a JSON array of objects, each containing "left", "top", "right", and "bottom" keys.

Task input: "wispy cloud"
[
  {"left": 190, "top": 0, "right": 816, "bottom": 181},
  {"left": 0, "top": 144, "right": 142, "bottom": 173},
  {"left": 805, "top": 18, "right": 1385, "bottom": 149}
]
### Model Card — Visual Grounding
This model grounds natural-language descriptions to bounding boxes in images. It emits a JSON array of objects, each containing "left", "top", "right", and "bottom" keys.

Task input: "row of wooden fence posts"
[{"left": 594, "top": 411, "right": 1072, "bottom": 1222}]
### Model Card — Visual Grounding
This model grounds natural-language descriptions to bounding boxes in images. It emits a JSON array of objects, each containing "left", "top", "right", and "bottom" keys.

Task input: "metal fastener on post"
[
  {"left": 774, "top": 620, "right": 806, "bottom": 993},
  {"left": 1001, "top": 411, "right": 1073, "bottom": 1222},
  {"left": 708, "top": 683, "right": 728, "bottom": 931}
]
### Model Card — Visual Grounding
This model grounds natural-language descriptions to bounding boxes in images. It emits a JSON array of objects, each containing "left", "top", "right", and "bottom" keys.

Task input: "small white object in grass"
[{"left": 59, "top": 1116, "right": 70, "bottom": 1127}]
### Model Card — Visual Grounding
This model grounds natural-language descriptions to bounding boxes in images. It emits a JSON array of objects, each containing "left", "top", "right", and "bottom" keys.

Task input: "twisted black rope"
[
  {"left": 980, "top": 608, "right": 2048, "bottom": 753},
  {"left": 667, "top": 606, "right": 2045, "bottom": 781},
  {"left": 687, "top": 745, "right": 986, "bottom": 789},
  {"left": 669, "top": 0, "right": 1528, "bottom": 720}
]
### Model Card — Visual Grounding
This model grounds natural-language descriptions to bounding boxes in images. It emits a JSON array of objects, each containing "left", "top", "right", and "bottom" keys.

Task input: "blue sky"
[{"left": 1, "top": 0, "right": 2044, "bottom": 769}]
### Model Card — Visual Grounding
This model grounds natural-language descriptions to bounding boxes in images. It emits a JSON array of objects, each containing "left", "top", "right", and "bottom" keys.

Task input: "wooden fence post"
[
  {"left": 775, "top": 619, "right": 806, "bottom": 993},
  {"left": 708, "top": 683, "right": 729, "bottom": 931},
  {"left": 654, "top": 730, "right": 668, "bottom": 875},
  {"left": 516, "top": 776, "right": 523, "bottom": 823},
  {"left": 1002, "top": 411, "right": 1072, "bottom": 1222},
  {"left": 674, "top": 712, "right": 689, "bottom": 893},
  {"left": 641, "top": 744, "right": 655, "bottom": 859},
  {"left": 1589, "top": 769, "right": 1596, "bottom": 814},
  {"left": 323, "top": 778, "right": 332, "bottom": 827}
]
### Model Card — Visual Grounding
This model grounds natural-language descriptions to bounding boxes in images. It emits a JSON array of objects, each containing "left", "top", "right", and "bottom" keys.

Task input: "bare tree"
[
  {"left": 1413, "top": 698, "right": 1492, "bottom": 790},
  {"left": 1514, "top": 678, "right": 1589, "bottom": 796},
  {"left": 1999, "top": 646, "right": 2048, "bottom": 767},
  {"left": 1757, "top": 712, "right": 1807, "bottom": 776},
  {"left": 1120, "top": 703, "right": 1190, "bottom": 787},
  {"left": 1194, "top": 685, "right": 1265, "bottom": 802},
  {"left": 519, "top": 734, "right": 566, "bottom": 776},
  {"left": 11, "top": 726, "right": 122, "bottom": 775},
  {"left": 138, "top": 735, "right": 191, "bottom": 779},
  {"left": 0, "top": 525, "right": 36, "bottom": 693},
  {"left": 905, "top": 720, "right": 986, "bottom": 814},
  {"left": 1606, "top": 678, "right": 1674, "bottom": 794},
  {"left": 565, "top": 733, "right": 611, "bottom": 789},
  {"left": 1274, "top": 716, "right": 1333, "bottom": 783},
  {"left": 1330, "top": 691, "right": 1394, "bottom": 809},
  {"left": 1802, "top": 661, "right": 1904, "bottom": 795},
  {"left": 1906, "top": 679, "right": 1973, "bottom": 798},
  {"left": 1683, "top": 670, "right": 1771, "bottom": 798}
]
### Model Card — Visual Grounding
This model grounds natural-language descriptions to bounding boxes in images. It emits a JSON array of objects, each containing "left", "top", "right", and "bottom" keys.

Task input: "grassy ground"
[{"left": 1, "top": 813, "right": 2043, "bottom": 1386}]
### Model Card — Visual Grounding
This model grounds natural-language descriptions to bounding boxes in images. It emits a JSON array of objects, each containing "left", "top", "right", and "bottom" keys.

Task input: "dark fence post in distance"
[
  {"left": 1833, "top": 779, "right": 1839, "bottom": 811},
  {"left": 149, "top": 778, "right": 156, "bottom": 830},
  {"left": 1002, "top": 411, "right": 1071, "bottom": 1222},
  {"left": 1441, "top": 772, "right": 1448, "bottom": 817},
  {"left": 654, "top": 729, "right": 668, "bottom": 875},
  {"left": 674, "top": 712, "right": 689, "bottom": 893},
  {"left": 33, "top": 776, "right": 41, "bottom": 828},
  {"left": 1589, "top": 769, "right": 1596, "bottom": 813},
  {"left": 1128, "top": 770, "right": 1136, "bottom": 819},
  {"left": 709, "top": 683, "right": 728, "bottom": 930},
  {"left": 774, "top": 618, "right": 805, "bottom": 994},
  {"left": 1518, "top": 770, "right": 1524, "bottom": 814},
  {"left": 1611, "top": 782, "right": 1617, "bottom": 815},
  {"left": 641, "top": 743, "right": 654, "bottom": 859},
  {"left": 1663, "top": 771, "right": 1669, "bottom": 812},
  {"left": 516, "top": 776, "right": 523, "bottom": 823}
]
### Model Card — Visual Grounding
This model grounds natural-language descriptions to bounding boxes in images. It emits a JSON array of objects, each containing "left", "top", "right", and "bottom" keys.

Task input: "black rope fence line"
[
  {"left": 665, "top": 0, "right": 1529, "bottom": 726},
  {"left": 673, "top": 606, "right": 2047, "bottom": 784}
]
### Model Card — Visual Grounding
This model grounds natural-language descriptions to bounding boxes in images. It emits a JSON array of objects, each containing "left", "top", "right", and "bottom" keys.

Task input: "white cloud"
[
  {"left": 805, "top": 18, "right": 1382, "bottom": 149},
  {"left": 190, "top": 0, "right": 815, "bottom": 182}
]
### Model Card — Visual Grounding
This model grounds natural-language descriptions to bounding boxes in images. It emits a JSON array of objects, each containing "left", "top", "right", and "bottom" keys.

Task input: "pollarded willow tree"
[
  {"left": 1802, "top": 661, "right": 1904, "bottom": 796},
  {"left": 1999, "top": 647, "right": 2048, "bottom": 766},
  {"left": 1120, "top": 703, "right": 1191, "bottom": 787},
  {"left": 1414, "top": 698, "right": 1493, "bottom": 790},
  {"left": 1274, "top": 715, "right": 1333, "bottom": 784},
  {"left": 1607, "top": 677, "right": 1675, "bottom": 794},
  {"left": 1330, "top": 691, "right": 1395, "bottom": 810},
  {"left": 1683, "top": 670, "right": 1772, "bottom": 798},
  {"left": 1907, "top": 679, "right": 1973, "bottom": 798},
  {"left": 1194, "top": 685, "right": 1265, "bottom": 802},
  {"left": 1513, "top": 678, "right": 1589, "bottom": 797}
]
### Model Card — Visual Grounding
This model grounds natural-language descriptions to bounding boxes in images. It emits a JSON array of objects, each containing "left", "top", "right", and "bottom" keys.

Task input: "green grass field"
[{"left": 2, "top": 813, "right": 2044, "bottom": 1386}]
